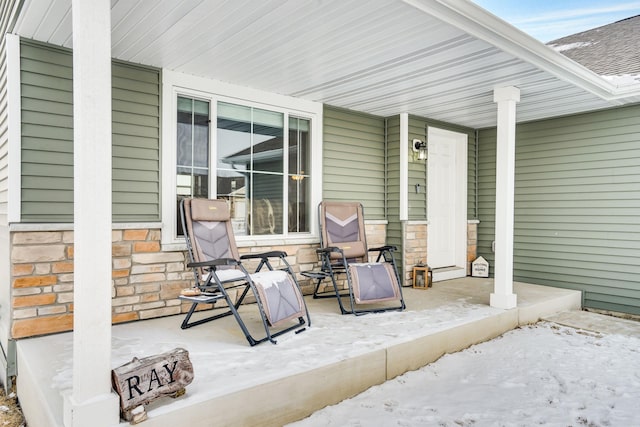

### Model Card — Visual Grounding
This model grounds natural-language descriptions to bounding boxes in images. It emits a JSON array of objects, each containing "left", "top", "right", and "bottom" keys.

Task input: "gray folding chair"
[
  {"left": 179, "top": 198, "right": 310, "bottom": 346},
  {"left": 309, "top": 201, "right": 405, "bottom": 315}
]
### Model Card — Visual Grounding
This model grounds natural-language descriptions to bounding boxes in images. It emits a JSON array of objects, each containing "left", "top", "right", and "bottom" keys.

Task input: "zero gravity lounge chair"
[
  {"left": 179, "top": 198, "right": 310, "bottom": 346},
  {"left": 310, "top": 201, "right": 405, "bottom": 315}
]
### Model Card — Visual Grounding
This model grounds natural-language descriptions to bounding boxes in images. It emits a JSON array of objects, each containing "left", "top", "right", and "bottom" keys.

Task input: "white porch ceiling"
[{"left": 12, "top": 0, "right": 640, "bottom": 129}]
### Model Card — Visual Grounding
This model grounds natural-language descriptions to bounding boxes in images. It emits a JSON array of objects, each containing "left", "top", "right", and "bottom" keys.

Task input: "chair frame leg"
[
  {"left": 180, "top": 302, "right": 233, "bottom": 329},
  {"left": 181, "top": 267, "right": 309, "bottom": 346},
  {"left": 178, "top": 198, "right": 309, "bottom": 346}
]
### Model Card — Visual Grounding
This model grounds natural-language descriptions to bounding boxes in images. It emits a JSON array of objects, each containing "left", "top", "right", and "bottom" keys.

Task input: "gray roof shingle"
[{"left": 547, "top": 15, "right": 640, "bottom": 77}]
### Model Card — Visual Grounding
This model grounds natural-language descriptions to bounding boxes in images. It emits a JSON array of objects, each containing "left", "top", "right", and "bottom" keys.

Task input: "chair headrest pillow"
[{"left": 189, "top": 198, "right": 231, "bottom": 222}]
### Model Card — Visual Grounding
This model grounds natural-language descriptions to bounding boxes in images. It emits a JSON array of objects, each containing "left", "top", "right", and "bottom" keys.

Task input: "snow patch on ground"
[{"left": 288, "top": 322, "right": 640, "bottom": 427}]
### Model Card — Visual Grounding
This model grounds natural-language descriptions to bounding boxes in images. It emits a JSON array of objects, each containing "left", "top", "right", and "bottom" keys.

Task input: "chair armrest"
[
  {"left": 368, "top": 245, "right": 397, "bottom": 253},
  {"left": 187, "top": 258, "right": 240, "bottom": 268},
  {"left": 240, "top": 250, "right": 288, "bottom": 260},
  {"left": 316, "top": 246, "right": 343, "bottom": 255}
]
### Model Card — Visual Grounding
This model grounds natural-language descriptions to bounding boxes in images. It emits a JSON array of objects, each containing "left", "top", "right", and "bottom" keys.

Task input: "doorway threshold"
[{"left": 432, "top": 266, "right": 466, "bottom": 282}]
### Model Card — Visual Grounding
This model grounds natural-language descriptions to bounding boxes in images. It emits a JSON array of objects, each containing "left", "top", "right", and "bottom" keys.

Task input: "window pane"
[
  {"left": 217, "top": 102, "right": 251, "bottom": 235},
  {"left": 253, "top": 108, "right": 283, "bottom": 174},
  {"left": 217, "top": 102, "right": 251, "bottom": 172},
  {"left": 217, "top": 102, "right": 284, "bottom": 236},
  {"left": 217, "top": 169, "right": 248, "bottom": 235},
  {"left": 250, "top": 172, "right": 283, "bottom": 235},
  {"left": 176, "top": 96, "right": 210, "bottom": 196},
  {"left": 176, "top": 96, "right": 210, "bottom": 236},
  {"left": 288, "top": 117, "right": 310, "bottom": 233},
  {"left": 288, "top": 170, "right": 310, "bottom": 233},
  {"left": 193, "top": 100, "right": 210, "bottom": 168},
  {"left": 218, "top": 102, "right": 251, "bottom": 123},
  {"left": 177, "top": 101, "right": 193, "bottom": 168},
  {"left": 288, "top": 117, "right": 310, "bottom": 178},
  {"left": 217, "top": 172, "right": 284, "bottom": 236}
]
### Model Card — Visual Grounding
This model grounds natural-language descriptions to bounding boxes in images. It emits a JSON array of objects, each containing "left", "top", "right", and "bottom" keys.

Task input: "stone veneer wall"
[
  {"left": 466, "top": 222, "right": 478, "bottom": 274},
  {"left": 9, "top": 222, "right": 476, "bottom": 339},
  {"left": 403, "top": 221, "right": 478, "bottom": 286},
  {"left": 10, "top": 228, "right": 322, "bottom": 339},
  {"left": 403, "top": 222, "right": 428, "bottom": 286},
  {"left": 9, "top": 223, "right": 388, "bottom": 339}
]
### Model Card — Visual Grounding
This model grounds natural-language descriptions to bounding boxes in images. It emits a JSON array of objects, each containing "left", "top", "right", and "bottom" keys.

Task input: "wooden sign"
[
  {"left": 472, "top": 256, "right": 489, "bottom": 278},
  {"left": 112, "top": 348, "right": 194, "bottom": 423}
]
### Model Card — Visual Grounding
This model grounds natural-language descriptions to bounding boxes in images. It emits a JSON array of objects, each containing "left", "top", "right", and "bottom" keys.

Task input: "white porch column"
[
  {"left": 399, "top": 113, "right": 409, "bottom": 221},
  {"left": 63, "top": 0, "right": 119, "bottom": 426},
  {"left": 490, "top": 86, "right": 520, "bottom": 310}
]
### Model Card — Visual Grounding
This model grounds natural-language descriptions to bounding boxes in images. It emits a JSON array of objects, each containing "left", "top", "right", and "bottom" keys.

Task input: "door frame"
[{"left": 427, "top": 127, "right": 468, "bottom": 280}]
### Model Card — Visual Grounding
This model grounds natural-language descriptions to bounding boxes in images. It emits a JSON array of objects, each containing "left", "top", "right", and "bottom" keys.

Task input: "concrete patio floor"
[{"left": 15, "top": 278, "right": 581, "bottom": 427}]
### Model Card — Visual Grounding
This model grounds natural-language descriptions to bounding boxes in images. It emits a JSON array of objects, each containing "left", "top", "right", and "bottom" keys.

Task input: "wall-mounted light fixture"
[{"left": 412, "top": 138, "right": 428, "bottom": 161}]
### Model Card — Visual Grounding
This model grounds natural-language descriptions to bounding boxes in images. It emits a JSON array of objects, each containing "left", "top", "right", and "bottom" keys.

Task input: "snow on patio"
[
  {"left": 288, "top": 319, "right": 640, "bottom": 427},
  {"left": 17, "top": 279, "right": 585, "bottom": 426},
  {"left": 50, "top": 296, "right": 501, "bottom": 406}
]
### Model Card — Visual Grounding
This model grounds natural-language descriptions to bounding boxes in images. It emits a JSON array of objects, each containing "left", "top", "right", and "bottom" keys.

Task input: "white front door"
[{"left": 427, "top": 127, "right": 467, "bottom": 273}]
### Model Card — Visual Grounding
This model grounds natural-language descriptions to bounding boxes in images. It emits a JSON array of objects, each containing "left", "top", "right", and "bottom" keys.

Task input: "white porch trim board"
[
  {"left": 63, "top": 0, "right": 120, "bottom": 426},
  {"left": 6, "top": 33, "right": 21, "bottom": 224},
  {"left": 491, "top": 86, "right": 520, "bottom": 310},
  {"left": 399, "top": 113, "right": 409, "bottom": 221}
]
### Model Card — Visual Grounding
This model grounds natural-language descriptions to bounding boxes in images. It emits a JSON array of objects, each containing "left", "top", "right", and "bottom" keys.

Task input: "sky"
[{"left": 471, "top": 0, "right": 640, "bottom": 42}]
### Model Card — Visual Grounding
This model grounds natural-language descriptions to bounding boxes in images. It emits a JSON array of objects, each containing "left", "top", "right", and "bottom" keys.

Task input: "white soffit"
[{"left": 12, "top": 0, "right": 639, "bottom": 129}]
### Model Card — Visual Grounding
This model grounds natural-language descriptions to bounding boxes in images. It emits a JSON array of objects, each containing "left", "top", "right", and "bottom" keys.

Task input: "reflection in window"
[
  {"left": 289, "top": 117, "right": 310, "bottom": 232},
  {"left": 176, "top": 96, "right": 209, "bottom": 235},
  {"left": 216, "top": 102, "right": 310, "bottom": 236},
  {"left": 217, "top": 103, "right": 283, "bottom": 235}
]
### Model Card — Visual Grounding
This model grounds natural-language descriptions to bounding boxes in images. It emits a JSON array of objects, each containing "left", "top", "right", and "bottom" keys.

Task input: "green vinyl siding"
[
  {"left": 323, "top": 105, "right": 386, "bottom": 219},
  {"left": 477, "top": 126, "right": 496, "bottom": 264},
  {"left": 112, "top": 62, "right": 160, "bottom": 221},
  {"left": 20, "top": 41, "right": 73, "bottom": 222},
  {"left": 19, "top": 41, "right": 160, "bottom": 222},
  {"left": 477, "top": 104, "right": 640, "bottom": 315}
]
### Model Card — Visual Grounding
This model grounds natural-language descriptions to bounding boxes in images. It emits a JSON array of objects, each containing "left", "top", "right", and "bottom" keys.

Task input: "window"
[
  {"left": 162, "top": 71, "right": 322, "bottom": 247},
  {"left": 216, "top": 102, "right": 310, "bottom": 236},
  {"left": 176, "top": 97, "right": 210, "bottom": 235}
]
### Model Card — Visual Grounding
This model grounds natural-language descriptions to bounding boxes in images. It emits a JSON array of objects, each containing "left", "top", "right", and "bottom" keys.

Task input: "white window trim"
[{"left": 161, "top": 69, "right": 323, "bottom": 250}]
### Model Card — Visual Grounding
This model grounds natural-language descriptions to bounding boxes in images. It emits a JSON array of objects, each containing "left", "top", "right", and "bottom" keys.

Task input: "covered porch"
[
  {"left": 4, "top": 0, "right": 639, "bottom": 425},
  {"left": 17, "top": 278, "right": 581, "bottom": 427}
]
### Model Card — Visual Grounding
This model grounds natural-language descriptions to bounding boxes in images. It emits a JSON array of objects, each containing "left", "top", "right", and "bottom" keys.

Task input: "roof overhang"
[
  {"left": 406, "top": 0, "right": 640, "bottom": 100},
  {"left": 10, "top": 0, "right": 640, "bottom": 129}
]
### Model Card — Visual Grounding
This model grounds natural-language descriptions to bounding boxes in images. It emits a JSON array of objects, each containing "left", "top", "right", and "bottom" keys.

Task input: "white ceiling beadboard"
[{"left": 12, "top": 0, "right": 638, "bottom": 129}]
